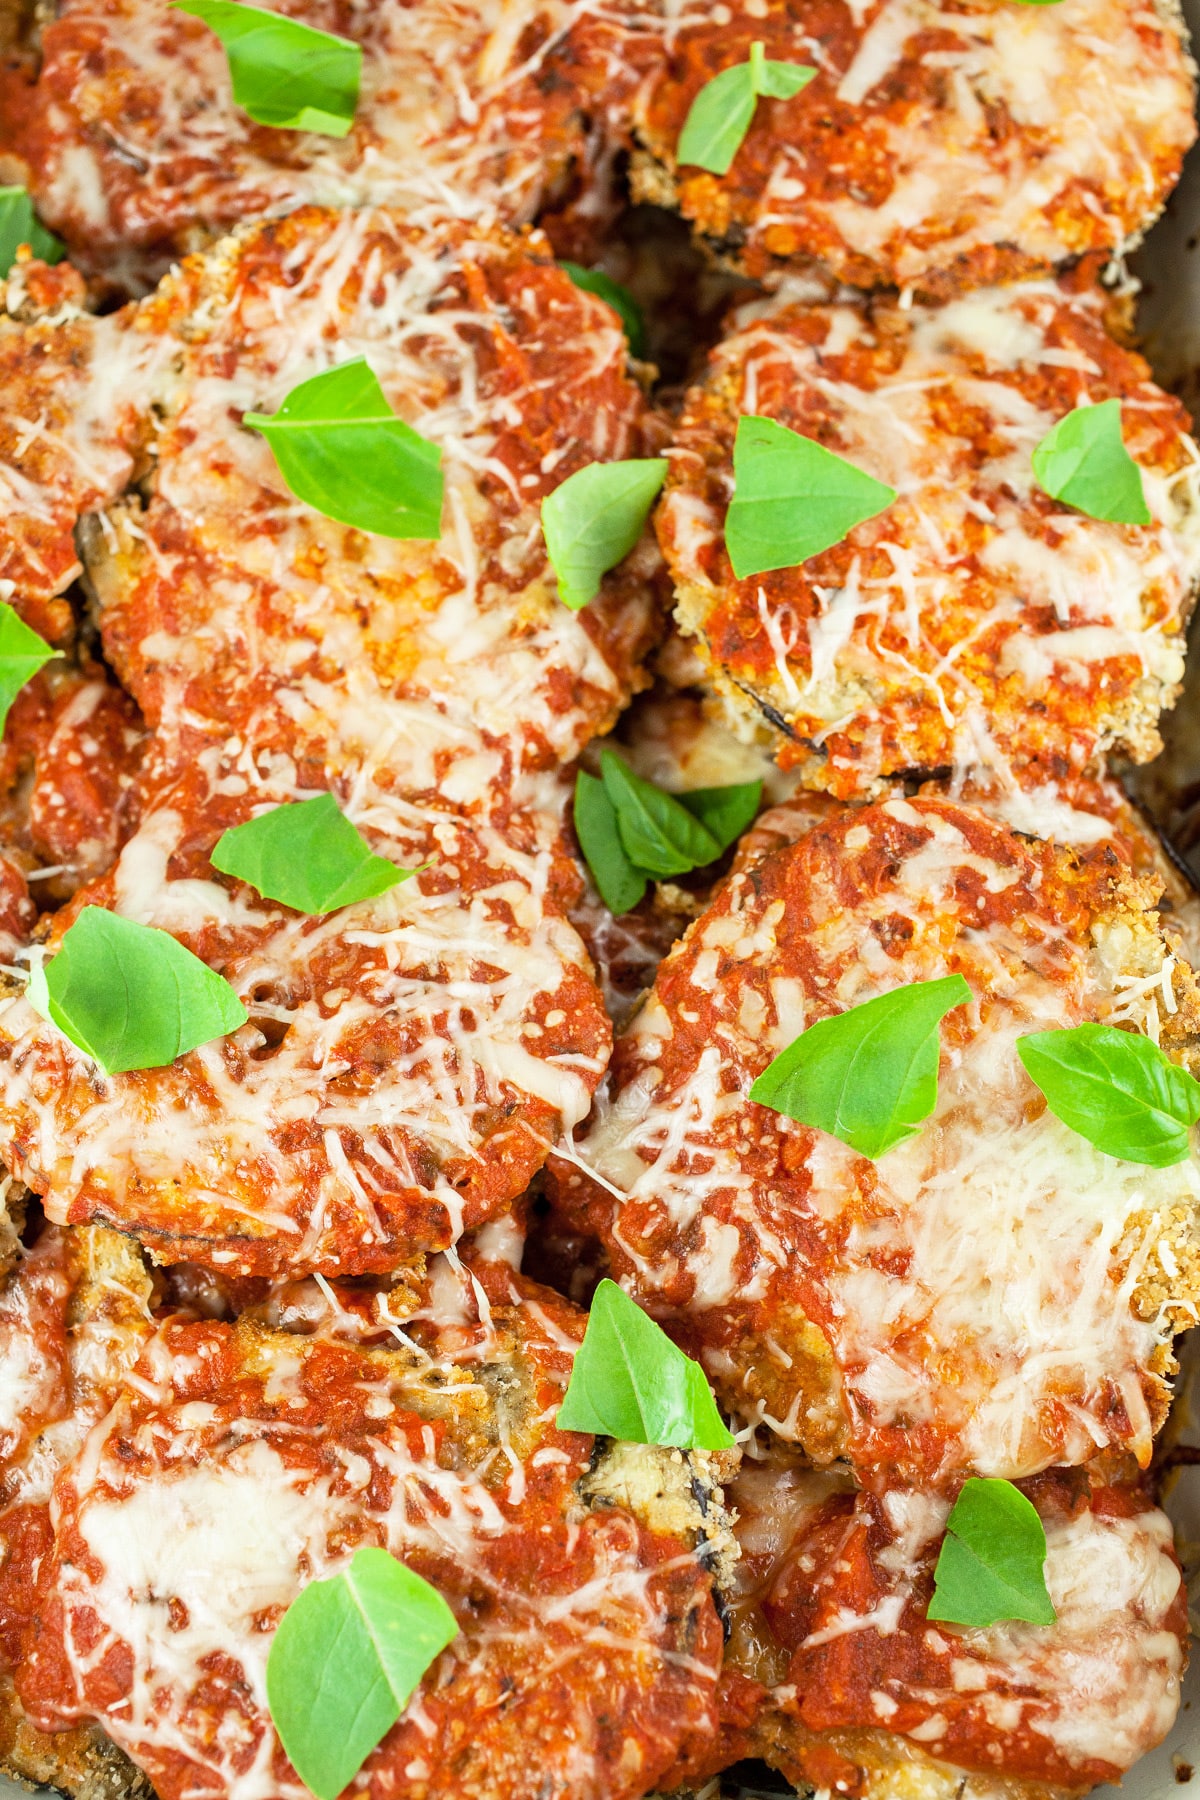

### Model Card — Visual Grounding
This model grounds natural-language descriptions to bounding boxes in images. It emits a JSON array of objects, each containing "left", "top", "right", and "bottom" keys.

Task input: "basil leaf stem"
[
  {"left": 212, "top": 793, "right": 416, "bottom": 914},
  {"left": 724, "top": 415, "right": 896, "bottom": 579},
  {"left": 244, "top": 359, "right": 443, "bottom": 540},
  {"left": 928, "top": 1478, "right": 1056, "bottom": 1628},
  {"left": 1030, "top": 399, "right": 1150, "bottom": 524},
  {"left": 557, "top": 1279, "right": 734, "bottom": 1450},
  {"left": 750, "top": 975, "right": 972, "bottom": 1159},
  {"left": 677, "top": 41, "right": 816, "bottom": 176},
  {"left": 174, "top": 0, "right": 361, "bottom": 136},
  {"left": 1017, "top": 1022, "right": 1200, "bottom": 1167},
  {"left": 267, "top": 1548, "right": 457, "bottom": 1800},
  {"left": 542, "top": 459, "right": 667, "bottom": 610},
  {"left": 26, "top": 908, "right": 247, "bottom": 1075}
]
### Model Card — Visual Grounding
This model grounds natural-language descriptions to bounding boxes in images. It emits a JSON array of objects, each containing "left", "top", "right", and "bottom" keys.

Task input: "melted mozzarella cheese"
[
  {"left": 662, "top": 279, "right": 1200, "bottom": 796},
  {"left": 565, "top": 800, "right": 1200, "bottom": 1479},
  {"left": 25, "top": 0, "right": 664, "bottom": 282},
  {"left": 0, "top": 212, "right": 660, "bottom": 1271}
]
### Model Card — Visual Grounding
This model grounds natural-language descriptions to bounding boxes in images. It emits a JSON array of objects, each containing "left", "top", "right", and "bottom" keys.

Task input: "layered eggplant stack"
[{"left": 0, "top": 4, "right": 1199, "bottom": 1799}]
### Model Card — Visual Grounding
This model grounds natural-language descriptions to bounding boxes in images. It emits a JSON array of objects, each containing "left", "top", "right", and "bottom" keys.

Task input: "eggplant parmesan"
[
  {"left": 662, "top": 1458, "right": 1188, "bottom": 1799},
  {"left": 0, "top": 208, "right": 666, "bottom": 1278},
  {"left": 659, "top": 274, "right": 1200, "bottom": 801},
  {"left": 10, "top": 1254, "right": 733, "bottom": 1800},
  {"left": 0, "top": 0, "right": 1197, "bottom": 1795},
  {"left": 549, "top": 796, "right": 1200, "bottom": 1485},
  {"left": 0, "top": 0, "right": 662, "bottom": 292},
  {"left": 630, "top": 0, "right": 1196, "bottom": 292}
]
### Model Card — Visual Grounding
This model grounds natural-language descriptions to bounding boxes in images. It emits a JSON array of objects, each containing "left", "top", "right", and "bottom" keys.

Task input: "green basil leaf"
[
  {"left": 600, "top": 748, "right": 722, "bottom": 878},
  {"left": 574, "top": 770, "right": 648, "bottom": 916},
  {"left": 928, "top": 1478, "right": 1056, "bottom": 1628},
  {"left": 26, "top": 907, "right": 247, "bottom": 1076},
  {"left": 676, "top": 61, "right": 758, "bottom": 177},
  {"left": 541, "top": 459, "right": 667, "bottom": 611},
  {"left": 725, "top": 415, "right": 897, "bottom": 579},
  {"left": 1017, "top": 1022, "right": 1200, "bottom": 1167},
  {"left": 211, "top": 792, "right": 415, "bottom": 915},
  {"left": 557, "top": 1278, "right": 734, "bottom": 1450},
  {"left": 560, "top": 262, "right": 646, "bottom": 358},
  {"left": 677, "top": 42, "right": 816, "bottom": 176},
  {"left": 1030, "top": 398, "right": 1150, "bottom": 525},
  {"left": 679, "top": 780, "right": 762, "bottom": 854},
  {"left": 0, "top": 604, "right": 57, "bottom": 732},
  {"left": 243, "top": 358, "right": 443, "bottom": 540},
  {"left": 267, "top": 1547, "right": 458, "bottom": 1800},
  {"left": 174, "top": 0, "right": 360, "bottom": 136},
  {"left": 0, "top": 187, "right": 65, "bottom": 273},
  {"left": 749, "top": 974, "right": 971, "bottom": 1159}
]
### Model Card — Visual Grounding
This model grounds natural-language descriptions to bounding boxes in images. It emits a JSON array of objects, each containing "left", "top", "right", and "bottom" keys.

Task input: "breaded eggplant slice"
[
  {"left": 0, "top": 657, "right": 145, "bottom": 902},
  {"left": 16, "top": 1258, "right": 733, "bottom": 1800},
  {"left": 661, "top": 1460, "right": 1187, "bottom": 1800},
  {"left": 0, "top": 258, "right": 128, "bottom": 647},
  {"left": 733, "top": 767, "right": 1200, "bottom": 973},
  {"left": 0, "top": 209, "right": 671, "bottom": 1278},
  {"left": 0, "top": 0, "right": 663, "bottom": 292},
  {"left": 1, "top": 209, "right": 662, "bottom": 814},
  {"left": 549, "top": 797, "right": 1200, "bottom": 1486},
  {"left": 0, "top": 1210, "right": 154, "bottom": 1800},
  {"left": 630, "top": 0, "right": 1196, "bottom": 292},
  {"left": 659, "top": 277, "right": 1200, "bottom": 799},
  {"left": 0, "top": 800, "right": 612, "bottom": 1280}
]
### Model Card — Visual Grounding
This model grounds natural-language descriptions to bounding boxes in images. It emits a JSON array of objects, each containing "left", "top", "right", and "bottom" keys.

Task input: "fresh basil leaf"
[
  {"left": 725, "top": 415, "right": 897, "bottom": 579},
  {"left": 679, "top": 780, "right": 762, "bottom": 854},
  {"left": 677, "top": 41, "right": 816, "bottom": 176},
  {"left": 600, "top": 749, "right": 722, "bottom": 878},
  {"left": 542, "top": 459, "right": 666, "bottom": 610},
  {"left": 211, "top": 792, "right": 415, "bottom": 915},
  {"left": 676, "top": 61, "right": 757, "bottom": 177},
  {"left": 928, "top": 1478, "right": 1056, "bottom": 1628},
  {"left": 557, "top": 1278, "right": 734, "bottom": 1450},
  {"left": 1030, "top": 398, "right": 1150, "bottom": 525},
  {"left": 574, "top": 770, "right": 648, "bottom": 916},
  {"left": 0, "top": 188, "right": 65, "bottom": 273},
  {"left": 26, "top": 907, "right": 247, "bottom": 1076},
  {"left": 561, "top": 262, "right": 646, "bottom": 358},
  {"left": 749, "top": 974, "right": 971, "bottom": 1159},
  {"left": 0, "top": 604, "right": 57, "bottom": 732},
  {"left": 174, "top": 0, "right": 360, "bottom": 136},
  {"left": 1017, "top": 1022, "right": 1200, "bottom": 1167},
  {"left": 244, "top": 358, "right": 443, "bottom": 539},
  {"left": 267, "top": 1547, "right": 457, "bottom": 1800}
]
